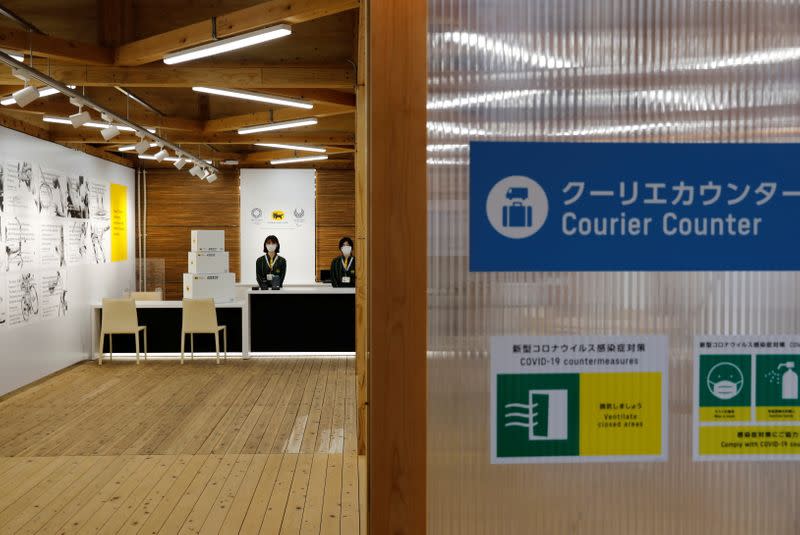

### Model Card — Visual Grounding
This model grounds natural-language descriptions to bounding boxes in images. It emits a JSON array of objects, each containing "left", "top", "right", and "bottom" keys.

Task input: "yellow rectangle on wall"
[
  {"left": 699, "top": 426, "right": 800, "bottom": 455},
  {"left": 579, "top": 372, "right": 662, "bottom": 456},
  {"left": 110, "top": 183, "right": 127, "bottom": 262}
]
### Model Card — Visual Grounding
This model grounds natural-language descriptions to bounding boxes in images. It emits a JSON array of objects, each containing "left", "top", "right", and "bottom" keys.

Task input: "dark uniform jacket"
[
  {"left": 256, "top": 254, "right": 287, "bottom": 288},
  {"left": 330, "top": 255, "right": 356, "bottom": 287}
]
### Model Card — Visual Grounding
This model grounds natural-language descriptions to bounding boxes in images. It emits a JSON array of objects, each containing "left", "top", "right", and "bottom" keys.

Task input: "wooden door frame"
[{"left": 367, "top": 0, "right": 428, "bottom": 533}]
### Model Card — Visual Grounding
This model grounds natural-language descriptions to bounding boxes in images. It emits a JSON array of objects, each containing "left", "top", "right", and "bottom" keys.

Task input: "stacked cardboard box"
[{"left": 183, "top": 230, "right": 235, "bottom": 302}]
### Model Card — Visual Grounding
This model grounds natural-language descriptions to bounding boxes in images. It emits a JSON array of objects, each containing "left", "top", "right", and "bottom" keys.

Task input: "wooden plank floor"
[{"left": 0, "top": 357, "right": 365, "bottom": 534}]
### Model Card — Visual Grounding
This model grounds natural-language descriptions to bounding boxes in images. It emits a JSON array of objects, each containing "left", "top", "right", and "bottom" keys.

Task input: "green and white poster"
[
  {"left": 491, "top": 335, "right": 668, "bottom": 464},
  {"left": 694, "top": 336, "right": 800, "bottom": 460}
]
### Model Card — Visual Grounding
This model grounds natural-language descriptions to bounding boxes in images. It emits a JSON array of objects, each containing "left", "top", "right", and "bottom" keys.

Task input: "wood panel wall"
[
  {"left": 142, "top": 169, "right": 240, "bottom": 300},
  {"left": 316, "top": 169, "right": 356, "bottom": 279}
]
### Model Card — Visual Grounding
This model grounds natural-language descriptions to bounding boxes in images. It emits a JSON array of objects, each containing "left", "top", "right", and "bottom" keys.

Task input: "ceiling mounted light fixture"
[
  {"left": 173, "top": 157, "right": 188, "bottom": 169},
  {"left": 134, "top": 138, "right": 153, "bottom": 154},
  {"left": 100, "top": 124, "right": 121, "bottom": 141},
  {"left": 255, "top": 142, "right": 326, "bottom": 153},
  {"left": 270, "top": 154, "right": 328, "bottom": 165},
  {"left": 191, "top": 87, "right": 313, "bottom": 109},
  {"left": 42, "top": 116, "right": 153, "bottom": 133},
  {"left": 0, "top": 50, "right": 23, "bottom": 62},
  {"left": 189, "top": 164, "right": 203, "bottom": 177},
  {"left": 238, "top": 117, "right": 318, "bottom": 135},
  {"left": 206, "top": 172, "right": 219, "bottom": 183},
  {"left": 11, "top": 85, "right": 39, "bottom": 107},
  {"left": 153, "top": 147, "right": 170, "bottom": 162},
  {"left": 163, "top": 24, "right": 291, "bottom": 65}
]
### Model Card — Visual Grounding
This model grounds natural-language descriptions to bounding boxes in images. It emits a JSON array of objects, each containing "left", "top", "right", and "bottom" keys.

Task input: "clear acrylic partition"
[{"left": 427, "top": 0, "right": 800, "bottom": 532}]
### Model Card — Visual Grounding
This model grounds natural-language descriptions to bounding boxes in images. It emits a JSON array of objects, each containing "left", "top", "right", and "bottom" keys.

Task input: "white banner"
[{"left": 240, "top": 169, "right": 316, "bottom": 285}]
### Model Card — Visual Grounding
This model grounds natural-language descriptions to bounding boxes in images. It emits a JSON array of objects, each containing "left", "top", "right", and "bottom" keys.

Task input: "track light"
[
  {"left": 163, "top": 24, "right": 291, "bottom": 65},
  {"left": 237, "top": 118, "right": 318, "bottom": 135},
  {"left": 69, "top": 110, "right": 92, "bottom": 128},
  {"left": 2, "top": 85, "right": 75, "bottom": 107},
  {"left": 270, "top": 155, "right": 329, "bottom": 165},
  {"left": 12, "top": 85, "right": 39, "bottom": 107},
  {"left": 100, "top": 124, "right": 121, "bottom": 141},
  {"left": 192, "top": 87, "right": 313, "bottom": 110},
  {"left": 43, "top": 116, "right": 154, "bottom": 134},
  {"left": 189, "top": 164, "right": 203, "bottom": 177},
  {"left": 173, "top": 157, "right": 188, "bottom": 170},
  {"left": 206, "top": 173, "right": 219, "bottom": 183},
  {"left": 255, "top": 142, "right": 326, "bottom": 153},
  {"left": 153, "top": 148, "right": 170, "bottom": 162},
  {"left": 134, "top": 138, "right": 153, "bottom": 154}
]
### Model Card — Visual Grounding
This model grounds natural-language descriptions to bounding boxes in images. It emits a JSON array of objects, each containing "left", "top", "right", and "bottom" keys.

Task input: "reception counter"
[
  {"left": 90, "top": 285, "right": 355, "bottom": 358},
  {"left": 248, "top": 287, "right": 355, "bottom": 353}
]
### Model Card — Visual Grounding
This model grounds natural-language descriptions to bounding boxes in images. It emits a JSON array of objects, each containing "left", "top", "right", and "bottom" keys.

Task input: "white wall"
[
  {"left": 240, "top": 169, "right": 316, "bottom": 285},
  {"left": 0, "top": 126, "right": 135, "bottom": 396}
]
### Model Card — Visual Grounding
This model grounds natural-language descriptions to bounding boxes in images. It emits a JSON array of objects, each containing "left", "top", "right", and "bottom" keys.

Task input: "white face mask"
[
  {"left": 266, "top": 244, "right": 277, "bottom": 253},
  {"left": 341, "top": 245, "right": 352, "bottom": 257},
  {"left": 710, "top": 380, "right": 741, "bottom": 400}
]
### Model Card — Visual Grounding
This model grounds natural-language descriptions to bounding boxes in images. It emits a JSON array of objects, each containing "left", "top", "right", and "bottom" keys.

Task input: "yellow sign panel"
[
  {"left": 579, "top": 372, "right": 662, "bottom": 456},
  {"left": 699, "top": 426, "right": 800, "bottom": 456},
  {"left": 110, "top": 183, "right": 127, "bottom": 262}
]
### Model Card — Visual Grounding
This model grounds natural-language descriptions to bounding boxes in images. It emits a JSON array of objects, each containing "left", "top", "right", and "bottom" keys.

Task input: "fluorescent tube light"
[
  {"left": 163, "top": 24, "right": 291, "bottom": 65},
  {"left": 139, "top": 154, "right": 180, "bottom": 162},
  {"left": 191, "top": 87, "right": 313, "bottom": 109},
  {"left": 12, "top": 85, "right": 39, "bottom": 107},
  {"left": 118, "top": 142, "right": 158, "bottom": 152},
  {"left": 42, "top": 116, "right": 154, "bottom": 133},
  {"left": 270, "top": 155, "right": 328, "bottom": 165},
  {"left": 2, "top": 84, "right": 76, "bottom": 106},
  {"left": 255, "top": 142, "right": 326, "bottom": 153},
  {"left": 238, "top": 117, "right": 318, "bottom": 135},
  {"left": 1, "top": 50, "right": 24, "bottom": 62}
]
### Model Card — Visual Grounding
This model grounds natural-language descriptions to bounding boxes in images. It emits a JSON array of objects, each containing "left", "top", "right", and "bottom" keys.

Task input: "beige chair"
[
  {"left": 98, "top": 298, "right": 148, "bottom": 365},
  {"left": 129, "top": 290, "right": 163, "bottom": 301},
  {"left": 181, "top": 298, "right": 227, "bottom": 365}
]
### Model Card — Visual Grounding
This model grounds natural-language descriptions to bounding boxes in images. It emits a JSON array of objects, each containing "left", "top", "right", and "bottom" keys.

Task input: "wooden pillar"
[
  {"left": 368, "top": 0, "right": 427, "bottom": 532},
  {"left": 355, "top": 2, "right": 369, "bottom": 458}
]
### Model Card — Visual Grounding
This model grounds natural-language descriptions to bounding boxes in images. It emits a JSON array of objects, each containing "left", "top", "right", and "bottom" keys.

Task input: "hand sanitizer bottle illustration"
[{"left": 778, "top": 362, "right": 798, "bottom": 400}]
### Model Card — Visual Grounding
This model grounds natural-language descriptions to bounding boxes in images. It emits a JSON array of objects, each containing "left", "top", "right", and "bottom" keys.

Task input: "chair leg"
[
  {"left": 223, "top": 327, "right": 227, "bottom": 362},
  {"left": 109, "top": 334, "right": 113, "bottom": 362},
  {"left": 143, "top": 327, "right": 148, "bottom": 360},
  {"left": 98, "top": 332, "right": 104, "bottom": 365},
  {"left": 180, "top": 331, "right": 185, "bottom": 364},
  {"left": 190, "top": 334, "right": 194, "bottom": 360},
  {"left": 215, "top": 332, "right": 220, "bottom": 365},
  {"left": 134, "top": 332, "right": 140, "bottom": 365}
]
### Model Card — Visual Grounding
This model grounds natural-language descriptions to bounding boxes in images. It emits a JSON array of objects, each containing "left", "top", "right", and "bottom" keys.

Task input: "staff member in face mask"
[
  {"left": 256, "top": 235, "right": 287, "bottom": 289},
  {"left": 330, "top": 237, "right": 355, "bottom": 287}
]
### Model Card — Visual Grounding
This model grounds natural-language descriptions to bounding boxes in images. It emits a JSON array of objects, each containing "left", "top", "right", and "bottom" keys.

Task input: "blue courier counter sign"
[{"left": 470, "top": 142, "right": 800, "bottom": 271}]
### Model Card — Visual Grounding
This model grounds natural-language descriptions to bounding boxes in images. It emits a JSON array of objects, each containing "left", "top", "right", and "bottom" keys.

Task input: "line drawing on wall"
[
  {"left": 90, "top": 222, "right": 110, "bottom": 264},
  {"left": 19, "top": 272, "right": 38, "bottom": 323},
  {"left": 5, "top": 217, "right": 27, "bottom": 272},
  {"left": 66, "top": 176, "right": 89, "bottom": 219}
]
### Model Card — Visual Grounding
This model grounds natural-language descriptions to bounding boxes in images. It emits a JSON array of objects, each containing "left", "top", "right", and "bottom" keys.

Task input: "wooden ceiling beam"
[
  {"left": 204, "top": 103, "right": 354, "bottom": 133},
  {"left": 49, "top": 129, "right": 355, "bottom": 145},
  {"left": 0, "top": 64, "right": 354, "bottom": 88},
  {"left": 268, "top": 89, "right": 356, "bottom": 107},
  {"left": 115, "top": 0, "right": 359, "bottom": 66},
  {"left": 0, "top": 26, "right": 113, "bottom": 65}
]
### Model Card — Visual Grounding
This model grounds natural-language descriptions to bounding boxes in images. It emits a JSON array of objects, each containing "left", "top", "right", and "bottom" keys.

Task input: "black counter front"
[{"left": 249, "top": 288, "right": 355, "bottom": 353}]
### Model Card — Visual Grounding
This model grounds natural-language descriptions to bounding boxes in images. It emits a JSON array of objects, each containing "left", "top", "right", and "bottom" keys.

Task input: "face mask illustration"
[{"left": 707, "top": 362, "right": 744, "bottom": 400}]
